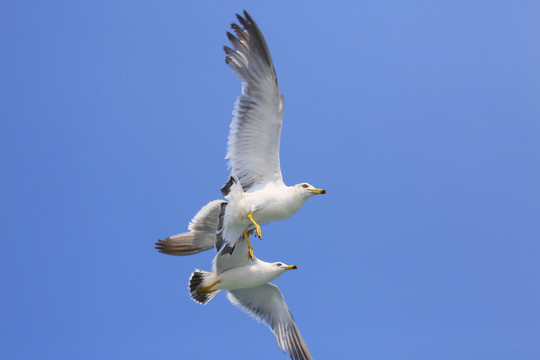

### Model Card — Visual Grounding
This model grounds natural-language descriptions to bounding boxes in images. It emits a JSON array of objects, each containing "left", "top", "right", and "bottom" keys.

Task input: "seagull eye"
[
  {"left": 276, "top": 263, "right": 283, "bottom": 267},
  {"left": 302, "top": 184, "right": 308, "bottom": 189}
]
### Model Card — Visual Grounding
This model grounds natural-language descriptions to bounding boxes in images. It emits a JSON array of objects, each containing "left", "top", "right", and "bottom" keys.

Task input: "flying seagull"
[
  {"left": 156, "top": 11, "right": 325, "bottom": 259},
  {"left": 189, "top": 240, "right": 313, "bottom": 360}
]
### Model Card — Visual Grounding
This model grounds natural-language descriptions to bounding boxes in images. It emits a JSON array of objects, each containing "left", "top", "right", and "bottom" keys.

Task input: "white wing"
[
  {"left": 227, "top": 284, "right": 313, "bottom": 360},
  {"left": 212, "top": 238, "right": 253, "bottom": 274},
  {"left": 155, "top": 200, "right": 224, "bottom": 255},
  {"left": 224, "top": 11, "right": 284, "bottom": 192}
]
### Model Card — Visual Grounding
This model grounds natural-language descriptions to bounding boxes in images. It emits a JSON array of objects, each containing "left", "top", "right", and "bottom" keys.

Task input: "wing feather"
[
  {"left": 224, "top": 11, "right": 284, "bottom": 191},
  {"left": 155, "top": 200, "right": 224, "bottom": 255},
  {"left": 212, "top": 238, "right": 252, "bottom": 274},
  {"left": 227, "top": 284, "right": 313, "bottom": 360}
]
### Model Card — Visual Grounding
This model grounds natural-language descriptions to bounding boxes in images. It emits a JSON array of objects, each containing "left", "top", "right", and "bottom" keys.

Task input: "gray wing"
[
  {"left": 227, "top": 284, "right": 313, "bottom": 360},
  {"left": 155, "top": 200, "right": 224, "bottom": 255},
  {"left": 224, "top": 11, "right": 285, "bottom": 191},
  {"left": 212, "top": 238, "right": 253, "bottom": 274}
]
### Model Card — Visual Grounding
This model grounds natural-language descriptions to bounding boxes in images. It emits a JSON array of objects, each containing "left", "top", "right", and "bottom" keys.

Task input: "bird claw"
[
  {"left": 244, "top": 229, "right": 255, "bottom": 260},
  {"left": 248, "top": 211, "right": 262, "bottom": 239},
  {"left": 198, "top": 280, "right": 221, "bottom": 294}
]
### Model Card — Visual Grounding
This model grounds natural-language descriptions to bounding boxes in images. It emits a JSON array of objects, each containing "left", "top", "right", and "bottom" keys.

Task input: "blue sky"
[{"left": 1, "top": 1, "right": 539, "bottom": 359}]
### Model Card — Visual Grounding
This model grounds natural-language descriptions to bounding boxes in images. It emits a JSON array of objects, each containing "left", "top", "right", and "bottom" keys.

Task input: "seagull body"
[
  {"left": 189, "top": 240, "right": 313, "bottom": 360},
  {"left": 156, "top": 11, "right": 325, "bottom": 258},
  {"left": 190, "top": 246, "right": 296, "bottom": 297},
  {"left": 219, "top": 177, "right": 325, "bottom": 253}
]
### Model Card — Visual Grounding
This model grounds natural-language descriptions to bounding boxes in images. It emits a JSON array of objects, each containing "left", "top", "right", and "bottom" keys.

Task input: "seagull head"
[
  {"left": 273, "top": 262, "right": 298, "bottom": 272},
  {"left": 294, "top": 182, "right": 327, "bottom": 198}
]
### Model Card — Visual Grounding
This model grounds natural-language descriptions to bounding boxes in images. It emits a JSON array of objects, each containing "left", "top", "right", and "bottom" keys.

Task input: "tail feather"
[
  {"left": 189, "top": 270, "right": 221, "bottom": 304},
  {"left": 156, "top": 200, "right": 225, "bottom": 255}
]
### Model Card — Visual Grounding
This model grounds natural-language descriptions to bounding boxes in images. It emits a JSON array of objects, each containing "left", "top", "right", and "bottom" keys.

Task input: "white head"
[
  {"left": 273, "top": 262, "right": 298, "bottom": 273},
  {"left": 253, "top": 261, "right": 298, "bottom": 285},
  {"left": 293, "top": 182, "right": 327, "bottom": 199}
]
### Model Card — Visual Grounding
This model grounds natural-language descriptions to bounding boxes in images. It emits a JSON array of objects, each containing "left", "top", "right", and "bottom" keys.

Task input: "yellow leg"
[
  {"left": 243, "top": 229, "right": 254, "bottom": 260},
  {"left": 198, "top": 280, "right": 221, "bottom": 294},
  {"left": 248, "top": 211, "right": 262, "bottom": 239}
]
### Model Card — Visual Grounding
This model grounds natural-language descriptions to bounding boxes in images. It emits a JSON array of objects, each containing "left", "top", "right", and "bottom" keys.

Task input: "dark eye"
[
  {"left": 276, "top": 262, "right": 283, "bottom": 266},
  {"left": 302, "top": 184, "right": 308, "bottom": 189}
]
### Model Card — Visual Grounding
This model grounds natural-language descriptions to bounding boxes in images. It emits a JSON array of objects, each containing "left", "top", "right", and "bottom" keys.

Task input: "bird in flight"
[
  {"left": 189, "top": 239, "right": 313, "bottom": 360},
  {"left": 156, "top": 11, "right": 326, "bottom": 260}
]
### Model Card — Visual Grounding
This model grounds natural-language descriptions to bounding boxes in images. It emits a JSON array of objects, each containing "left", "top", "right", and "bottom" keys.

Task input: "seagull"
[
  {"left": 156, "top": 11, "right": 325, "bottom": 259},
  {"left": 189, "top": 240, "right": 313, "bottom": 360}
]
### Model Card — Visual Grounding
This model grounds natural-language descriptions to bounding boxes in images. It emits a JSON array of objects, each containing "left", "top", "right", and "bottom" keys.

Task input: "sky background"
[{"left": 1, "top": 1, "right": 539, "bottom": 359}]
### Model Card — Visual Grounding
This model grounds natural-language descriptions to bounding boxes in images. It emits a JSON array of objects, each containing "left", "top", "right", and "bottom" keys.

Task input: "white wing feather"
[
  {"left": 212, "top": 238, "right": 252, "bottom": 274},
  {"left": 224, "top": 11, "right": 284, "bottom": 192},
  {"left": 227, "top": 284, "right": 313, "bottom": 360}
]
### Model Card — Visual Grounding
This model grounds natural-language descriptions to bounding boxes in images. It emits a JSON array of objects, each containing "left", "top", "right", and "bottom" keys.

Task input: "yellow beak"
[
  {"left": 284, "top": 265, "right": 298, "bottom": 270},
  {"left": 309, "top": 188, "right": 327, "bottom": 195}
]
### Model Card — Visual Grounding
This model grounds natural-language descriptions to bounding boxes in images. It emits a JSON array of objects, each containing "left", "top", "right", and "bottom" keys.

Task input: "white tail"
[{"left": 189, "top": 270, "right": 221, "bottom": 304}]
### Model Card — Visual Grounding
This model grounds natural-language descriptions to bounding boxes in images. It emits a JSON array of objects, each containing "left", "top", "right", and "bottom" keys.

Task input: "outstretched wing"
[
  {"left": 224, "top": 11, "right": 285, "bottom": 192},
  {"left": 155, "top": 200, "right": 224, "bottom": 255},
  {"left": 227, "top": 284, "right": 313, "bottom": 360}
]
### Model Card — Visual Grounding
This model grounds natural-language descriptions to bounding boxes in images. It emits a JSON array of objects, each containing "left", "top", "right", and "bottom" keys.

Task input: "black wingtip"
[
  {"left": 220, "top": 243, "right": 235, "bottom": 255},
  {"left": 242, "top": 10, "right": 253, "bottom": 24},
  {"left": 155, "top": 239, "right": 165, "bottom": 251},
  {"left": 226, "top": 31, "right": 236, "bottom": 43},
  {"left": 235, "top": 13, "right": 246, "bottom": 27},
  {"left": 220, "top": 176, "right": 236, "bottom": 196}
]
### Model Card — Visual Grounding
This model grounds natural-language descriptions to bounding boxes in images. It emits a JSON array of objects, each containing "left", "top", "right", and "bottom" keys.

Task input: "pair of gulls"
[{"left": 156, "top": 11, "right": 325, "bottom": 360}]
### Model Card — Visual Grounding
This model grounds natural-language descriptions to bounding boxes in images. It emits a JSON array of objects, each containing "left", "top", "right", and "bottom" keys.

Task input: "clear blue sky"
[{"left": 2, "top": 1, "right": 539, "bottom": 359}]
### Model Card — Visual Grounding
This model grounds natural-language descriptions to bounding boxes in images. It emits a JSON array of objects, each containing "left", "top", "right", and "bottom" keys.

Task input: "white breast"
[
  {"left": 250, "top": 185, "right": 305, "bottom": 224},
  {"left": 218, "top": 263, "right": 281, "bottom": 290},
  {"left": 222, "top": 183, "right": 307, "bottom": 243}
]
